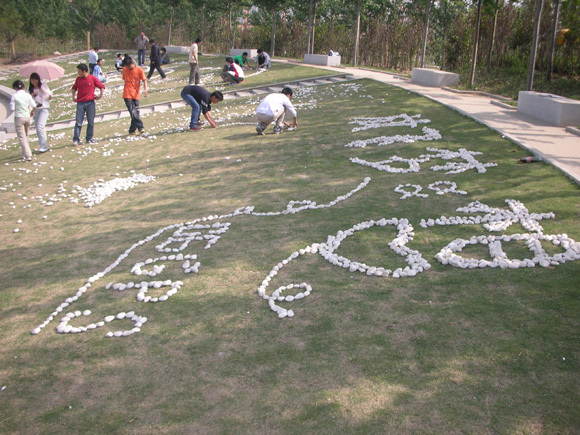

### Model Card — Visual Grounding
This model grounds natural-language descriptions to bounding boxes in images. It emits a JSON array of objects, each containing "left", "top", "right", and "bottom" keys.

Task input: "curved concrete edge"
[{"left": 0, "top": 84, "right": 15, "bottom": 133}]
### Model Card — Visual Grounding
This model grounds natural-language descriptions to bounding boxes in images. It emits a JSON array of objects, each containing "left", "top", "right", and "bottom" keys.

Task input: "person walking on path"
[
  {"left": 255, "top": 49, "right": 271, "bottom": 69},
  {"left": 135, "top": 31, "right": 149, "bottom": 66},
  {"left": 28, "top": 72, "right": 52, "bottom": 153},
  {"left": 121, "top": 56, "right": 148, "bottom": 136},
  {"left": 147, "top": 40, "right": 166, "bottom": 80},
  {"left": 88, "top": 47, "right": 99, "bottom": 74},
  {"left": 180, "top": 85, "right": 223, "bottom": 131},
  {"left": 255, "top": 87, "right": 297, "bottom": 135},
  {"left": 9, "top": 80, "right": 36, "bottom": 161},
  {"left": 71, "top": 63, "right": 105, "bottom": 146},
  {"left": 189, "top": 37, "right": 202, "bottom": 85},
  {"left": 220, "top": 57, "right": 244, "bottom": 85}
]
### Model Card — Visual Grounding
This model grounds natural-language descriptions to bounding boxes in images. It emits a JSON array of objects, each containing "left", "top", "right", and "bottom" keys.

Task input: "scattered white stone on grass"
[
  {"left": 345, "top": 127, "right": 442, "bottom": 148},
  {"left": 74, "top": 173, "right": 156, "bottom": 207},
  {"left": 258, "top": 217, "right": 431, "bottom": 318},
  {"left": 31, "top": 178, "right": 372, "bottom": 337},
  {"left": 349, "top": 114, "right": 431, "bottom": 132},
  {"left": 427, "top": 181, "right": 467, "bottom": 196},
  {"left": 394, "top": 184, "right": 428, "bottom": 199}
]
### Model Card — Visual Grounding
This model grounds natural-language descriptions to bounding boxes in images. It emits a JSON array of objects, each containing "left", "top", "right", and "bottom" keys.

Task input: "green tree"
[{"left": 0, "top": 0, "right": 25, "bottom": 58}]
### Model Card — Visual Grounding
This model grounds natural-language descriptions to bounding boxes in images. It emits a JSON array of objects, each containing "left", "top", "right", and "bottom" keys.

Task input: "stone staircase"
[{"left": 39, "top": 73, "right": 355, "bottom": 134}]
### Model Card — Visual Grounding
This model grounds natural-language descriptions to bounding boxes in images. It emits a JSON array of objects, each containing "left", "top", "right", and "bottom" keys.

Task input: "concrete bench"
[
  {"left": 230, "top": 49, "right": 258, "bottom": 58},
  {"left": 304, "top": 54, "right": 341, "bottom": 67},
  {"left": 0, "top": 84, "right": 15, "bottom": 133},
  {"left": 518, "top": 91, "right": 580, "bottom": 127},
  {"left": 412, "top": 68, "right": 459, "bottom": 87},
  {"left": 163, "top": 45, "right": 189, "bottom": 55}
]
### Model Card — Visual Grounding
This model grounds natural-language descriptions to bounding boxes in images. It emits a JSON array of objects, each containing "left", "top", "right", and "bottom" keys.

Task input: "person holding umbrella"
[{"left": 28, "top": 72, "right": 52, "bottom": 153}]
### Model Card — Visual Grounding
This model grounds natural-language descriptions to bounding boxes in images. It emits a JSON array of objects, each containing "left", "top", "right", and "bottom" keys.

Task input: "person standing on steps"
[
  {"left": 9, "top": 80, "right": 36, "bottom": 161},
  {"left": 71, "top": 63, "right": 105, "bottom": 146},
  {"left": 135, "top": 31, "right": 149, "bottom": 66},
  {"left": 147, "top": 40, "right": 166, "bottom": 80},
  {"left": 28, "top": 72, "right": 52, "bottom": 153},
  {"left": 189, "top": 37, "right": 202, "bottom": 85},
  {"left": 122, "top": 56, "right": 148, "bottom": 136}
]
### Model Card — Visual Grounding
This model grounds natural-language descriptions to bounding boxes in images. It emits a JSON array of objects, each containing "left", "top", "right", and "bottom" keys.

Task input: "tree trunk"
[
  {"left": 547, "top": 0, "right": 560, "bottom": 81},
  {"left": 86, "top": 30, "right": 91, "bottom": 51},
  {"left": 307, "top": 0, "right": 313, "bottom": 54},
  {"left": 310, "top": 0, "right": 317, "bottom": 54},
  {"left": 353, "top": 0, "right": 361, "bottom": 66},
  {"left": 168, "top": 7, "right": 174, "bottom": 46},
  {"left": 10, "top": 39, "right": 16, "bottom": 58},
  {"left": 527, "top": 0, "right": 544, "bottom": 90},
  {"left": 486, "top": 0, "right": 499, "bottom": 73},
  {"left": 420, "top": 0, "right": 431, "bottom": 68},
  {"left": 468, "top": 0, "right": 483, "bottom": 87},
  {"left": 201, "top": 3, "right": 205, "bottom": 53},
  {"left": 270, "top": 8, "right": 276, "bottom": 57}
]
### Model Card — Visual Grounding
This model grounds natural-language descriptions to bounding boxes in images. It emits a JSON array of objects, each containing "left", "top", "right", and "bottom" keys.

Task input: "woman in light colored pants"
[
  {"left": 9, "top": 80, "right": 36, "bottom": 161},
  {"left": 29, "top": 72, "right": 52, "bottom": 152}
]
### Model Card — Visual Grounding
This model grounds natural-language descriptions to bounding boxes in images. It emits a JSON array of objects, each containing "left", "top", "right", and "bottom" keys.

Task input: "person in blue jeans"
[
  {"left": 180, "top": 85, "right": 223, "bottom": 131},
  {"left": 71, "top": 63, "right": 105, "bottom": 145}
]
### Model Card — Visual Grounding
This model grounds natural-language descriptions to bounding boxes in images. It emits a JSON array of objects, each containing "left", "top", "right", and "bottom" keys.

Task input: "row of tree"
[{"left": 1, "top": 0, "right": 578, "bottom": 85}]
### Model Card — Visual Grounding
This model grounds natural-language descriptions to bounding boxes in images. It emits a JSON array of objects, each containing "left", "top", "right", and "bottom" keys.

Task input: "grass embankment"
[{"left": 0, "top": 59, "right": 579, "bottom": 433}]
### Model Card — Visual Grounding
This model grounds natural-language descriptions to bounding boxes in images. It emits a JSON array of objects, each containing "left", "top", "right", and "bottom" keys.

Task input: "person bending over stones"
[
  {"left": 180, "top": 85, "right": 223, "bottom": 131},
  {"left": 255, "top": 87, "right": 297, "bottom": 135}
]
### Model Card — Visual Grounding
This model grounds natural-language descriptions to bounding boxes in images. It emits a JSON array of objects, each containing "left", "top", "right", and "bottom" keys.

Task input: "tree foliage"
[{"left": 0, "top": 0, "right": 578, "bottom": 78}]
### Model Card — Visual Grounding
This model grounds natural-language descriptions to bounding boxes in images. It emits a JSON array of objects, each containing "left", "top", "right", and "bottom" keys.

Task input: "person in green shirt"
[{"left": 232, "top": 52, "right": 250, "bottom": 70}]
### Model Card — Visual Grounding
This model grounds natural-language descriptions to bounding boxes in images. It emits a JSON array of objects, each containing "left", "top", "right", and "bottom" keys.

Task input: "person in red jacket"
[{"left": 71, "top": 63, "right": 105, "bottom": 146}]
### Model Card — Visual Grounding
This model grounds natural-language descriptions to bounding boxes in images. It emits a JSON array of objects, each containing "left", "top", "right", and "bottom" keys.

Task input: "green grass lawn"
[{"left": 1, "top": 61, "right": 579, "bottom": 433}]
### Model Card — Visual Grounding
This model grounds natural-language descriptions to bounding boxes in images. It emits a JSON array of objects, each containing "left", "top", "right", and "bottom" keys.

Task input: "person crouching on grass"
[
  {"left": 71, "top": 63, "right": 105, "bottom": 146},
  {"left": 180, "top": 85, "right": 223, "bottom": 131},
  {"left": 122, "top": 56, "right": 148, "bottom": 135},
  {"left": 255, "top": 87, "right": 297, "bottom": 135}
]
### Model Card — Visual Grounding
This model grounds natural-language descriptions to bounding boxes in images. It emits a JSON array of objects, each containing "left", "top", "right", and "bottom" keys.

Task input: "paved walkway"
[{"left": 284, "top": 61, "right": 580, "bottom": 185}]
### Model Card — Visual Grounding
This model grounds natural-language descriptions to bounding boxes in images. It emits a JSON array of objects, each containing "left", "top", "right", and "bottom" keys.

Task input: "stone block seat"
[
  {"left": 304, "top": 54, "right": 341, "bottom": 67},
  {"left": 0, "top": 84, "right": 15, "bottom": 133},
  {"left": 411, "top": 68, "right": 459, "bottom": 87},
  {"left": 230, "top": 49, "right": 258, "bottom": 58},
  {"left": 164, "top": 45, "right": 189, "bottom": 55},
  {"left": 518, "top": 91, "right": 580, "bottom": 127}
]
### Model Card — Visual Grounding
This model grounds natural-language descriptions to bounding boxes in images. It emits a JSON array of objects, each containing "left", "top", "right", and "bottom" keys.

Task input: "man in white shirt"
[
  {"left": 189, "top": 37, "right": 202, "bottom": 85},
  {"left": 220, "top": 57, "right": 244, "bottom": 85},
  {"left": 255, "top": 87, "right": 297, "bottom": 135}
]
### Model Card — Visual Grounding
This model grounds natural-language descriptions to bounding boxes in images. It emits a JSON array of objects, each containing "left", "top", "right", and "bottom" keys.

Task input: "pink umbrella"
[{"left": 19, "top": 60, "right": 65, "bottom": 80}]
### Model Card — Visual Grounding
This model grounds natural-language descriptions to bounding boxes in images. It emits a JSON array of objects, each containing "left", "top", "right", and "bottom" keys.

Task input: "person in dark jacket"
[
  {"left": 147, "top": 40, "right": 166, "bottom": 79},
  {"left": 180, "top": 85, "right": 223, "bottom": 130}
]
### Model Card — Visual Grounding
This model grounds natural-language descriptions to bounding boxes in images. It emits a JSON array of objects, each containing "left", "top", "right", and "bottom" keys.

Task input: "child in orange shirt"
[{"left": 121, "top": 56, "right": 148, "bottom": 135}]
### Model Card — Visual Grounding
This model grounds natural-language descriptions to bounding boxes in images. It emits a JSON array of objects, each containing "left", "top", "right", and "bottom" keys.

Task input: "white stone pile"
[
  {"left": 435, "top": 233, "right": 580, "bottom": 270},
  {"left": 427, "top": 181, "right": 467, "bottom": 196},
  {"left": 73, "top": 173, "right": 156, "bottom": 207},
  {"left": 350, "top": 156, "right": 430, "bottom": 173},
  {"left": 427, "top": 147, "right": 498, "bottom": 174},
  {"left": 394, "top": 184, "right": 428, "bottom": 199},
  {"left": 31, "top": 178, "right": 372, "bottom": 337},
  {"left": 349, "top": 113, "right": 430, "bottom": 132},
  {"left": 258, "top": 217, "right": 432, "bottom": 319},
  {"left": 419, "top": 199, "right": 555, "bottom": 233},
  {"left": 344, "top": 127, "right": 442, "bottom": 148}
]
